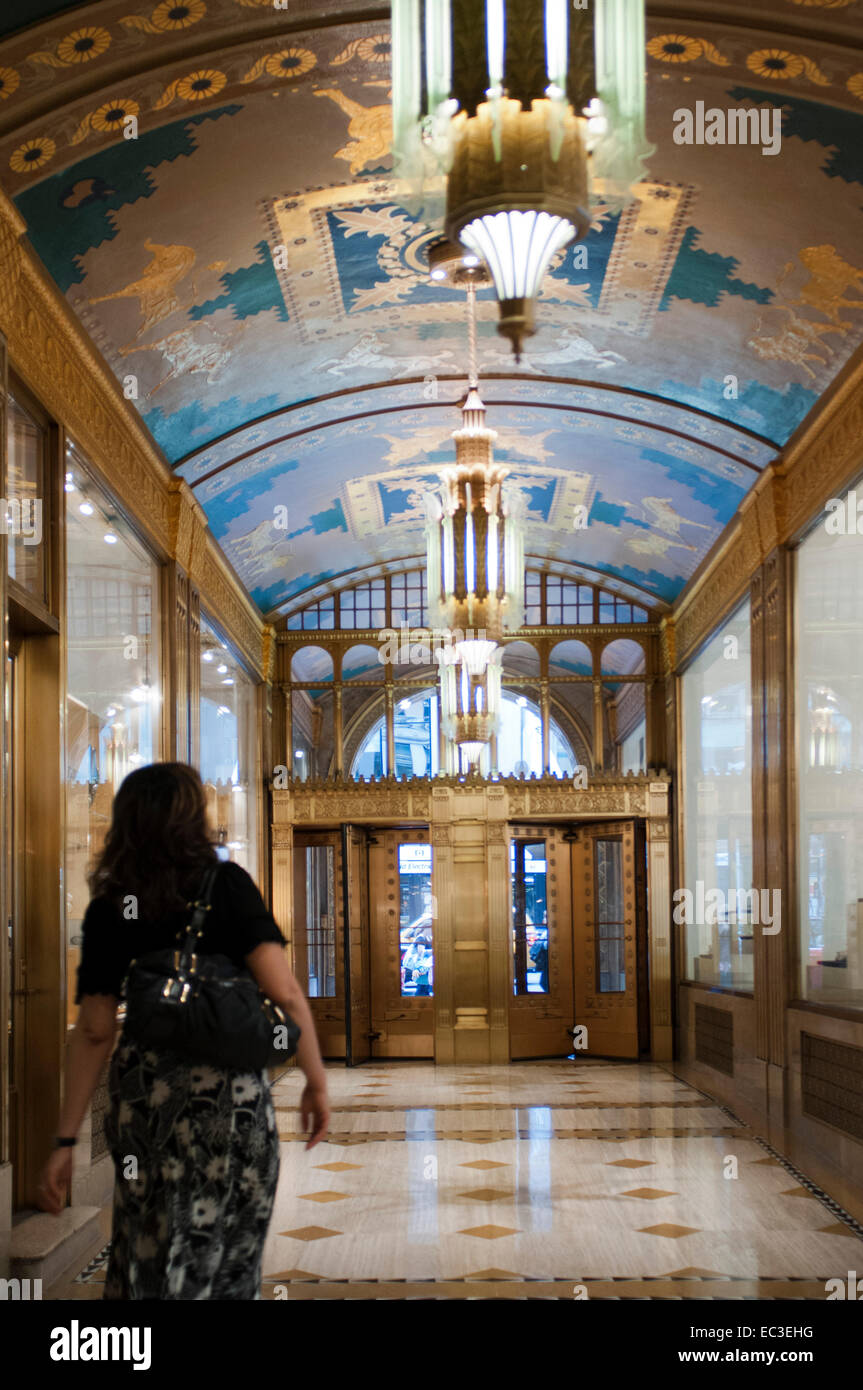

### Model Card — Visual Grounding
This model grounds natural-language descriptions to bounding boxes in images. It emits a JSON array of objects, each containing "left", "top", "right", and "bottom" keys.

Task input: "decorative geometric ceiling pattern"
[{"left": 1, "top": 1, "right": 862, "bottom": 618}]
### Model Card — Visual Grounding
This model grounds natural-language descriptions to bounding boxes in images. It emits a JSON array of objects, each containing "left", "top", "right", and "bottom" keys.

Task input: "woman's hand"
[
  {"left": 38, "top": 1147, "right": 75, "bottom": 1216},
  {"left": 300, "top": 1082, "right": 330, "bottom": 1151}
]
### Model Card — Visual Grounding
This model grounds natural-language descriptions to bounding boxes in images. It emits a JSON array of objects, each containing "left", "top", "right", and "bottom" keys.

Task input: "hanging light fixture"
[
  {"left": 423, "top": 242, "right": 525, "bottom": 771},
  {"left": 392, "top": 0, "right": 652, "bottom": 359}
]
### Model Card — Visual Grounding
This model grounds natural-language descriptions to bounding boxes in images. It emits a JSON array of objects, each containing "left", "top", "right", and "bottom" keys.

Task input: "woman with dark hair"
[{"left": 39, "top": 762, "right": 329, "bottom": 1300}]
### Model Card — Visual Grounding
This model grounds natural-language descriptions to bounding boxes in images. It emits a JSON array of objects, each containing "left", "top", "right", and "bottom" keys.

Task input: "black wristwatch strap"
[{"left": 55, "top": 1136, "right": 77, "bottom": 1148}]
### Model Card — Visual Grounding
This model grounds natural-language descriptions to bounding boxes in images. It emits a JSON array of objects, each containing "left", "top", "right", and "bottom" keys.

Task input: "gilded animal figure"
[
  {"left": 781, "top": 244, "right": 863, "bottom": 326},
  {"left": 314, "top": 88, "right": 391, "bottom": 173},
  {"left": 89, "top": 240, "right": 197, "bottom": 337},
  {"left": 749, "top": 305, "right": 849, "bottom": 380}
]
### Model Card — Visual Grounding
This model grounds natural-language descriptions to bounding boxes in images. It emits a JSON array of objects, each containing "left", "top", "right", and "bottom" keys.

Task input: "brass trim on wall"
[{"left": 672, "top": 345, "right": 863, "bottom": 670}]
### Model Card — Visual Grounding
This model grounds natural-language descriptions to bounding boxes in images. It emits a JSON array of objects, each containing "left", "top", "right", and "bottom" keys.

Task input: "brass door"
[
  {"left": 368, "top": 828, "right": 434, "bottom": 1058},
  {"left": 509, "top": 826, "right": 574, "bottom": 1059},
  {"left": 292, "top": 829, "right": 345, "bottom": 1059},
  {"left": 570, "top": 820, "right": 647, "bottom": 1060},
  {"left": 342, "top": 824, "right": 372, "bottom": 1066}
]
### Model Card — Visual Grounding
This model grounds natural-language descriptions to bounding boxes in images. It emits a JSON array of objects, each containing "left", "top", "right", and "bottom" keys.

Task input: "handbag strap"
[{"left": 174, "top": 860, "right": 221, "bottom": 976}]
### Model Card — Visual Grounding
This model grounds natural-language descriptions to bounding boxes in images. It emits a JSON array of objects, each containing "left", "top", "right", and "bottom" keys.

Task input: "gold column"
[
  {"left": 750, "top": 567, "right": 769, "bottom": 1063},
  {"left": 385, "top": 683, "right": 395, "bottom": 776},
  {"left": 762, "top": 551, "right": 791, "bottom": 1126},
  {"left": 431, "top": 787, "right": 455, "bottom": 1062},
  {"left": 437, "top": 699, "right": 446, "bottom": 773},
  {"left": 592, "top": 677, "right": 604, "bottom": 772},
  {"left": 188, "top": 583, "right": 201, "bottom": 768},
  {"left": 333, "top": 684, "right": 343, "bottom": 777},
  {"left": 165, "top": 565, "right": 190, "bottom": 762},
  {"left": 646, "top": 801, "right": 673, "bottom": 1060},
  {"left": 270, "top": 804, "right": 294, "bottom": 972},
  {"left": 540, "top": 677, "right": 551, "bottom": 774},
  {"left": 486, "top": 790, "right": 511, "bottom": 1063},
  {"left": 286, "top": 683, "right": 296, "bottom": 783}
]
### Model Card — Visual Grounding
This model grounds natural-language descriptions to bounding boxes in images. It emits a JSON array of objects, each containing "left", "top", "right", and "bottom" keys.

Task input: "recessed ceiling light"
[
  {"left": 217, "top": 663, "right": 228, "bottom": 674},
  {"left": 104, "top": 532, "right": 118, "bottom": 544},
  {"left": 79, "top": 502, "right": 94, "bottom": 516},
  {"left": 202, "top": 651, "right": 214, "bottom": 662},
  {"left": 222, "top": 678, "right": 234, "bottom": 685}
]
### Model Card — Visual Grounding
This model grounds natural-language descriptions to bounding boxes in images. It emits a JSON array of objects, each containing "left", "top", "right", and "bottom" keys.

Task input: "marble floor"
[{"left": 53, "top": 1059, "right": 863, "bottom": 1300}]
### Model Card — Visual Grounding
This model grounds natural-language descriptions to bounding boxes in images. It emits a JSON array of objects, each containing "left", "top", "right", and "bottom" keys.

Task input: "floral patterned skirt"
[{"left": 103, "top": 1036, "right": 281, "bottom": 1300}]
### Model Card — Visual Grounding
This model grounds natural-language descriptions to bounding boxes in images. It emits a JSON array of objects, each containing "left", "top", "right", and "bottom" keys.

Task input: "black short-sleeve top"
[{"left": 75, "top": 860, "right": 285, "bottom": 1004}]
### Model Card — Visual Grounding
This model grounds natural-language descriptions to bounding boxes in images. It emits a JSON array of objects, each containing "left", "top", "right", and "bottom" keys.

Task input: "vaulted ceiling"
[{"left": 1, "top": 0, "right": 862, "bottom": 619}]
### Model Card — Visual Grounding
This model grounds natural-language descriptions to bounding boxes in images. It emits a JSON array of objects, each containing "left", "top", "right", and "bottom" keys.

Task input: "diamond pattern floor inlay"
[{"left": 54, "top": 1059, "right": 863, "bottom": 1302}]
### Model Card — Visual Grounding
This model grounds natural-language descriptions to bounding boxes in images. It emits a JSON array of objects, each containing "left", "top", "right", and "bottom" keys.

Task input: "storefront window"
[
  {"left": 200, "top": 617, "right": 258, "bottom": 875},
  {"left": 6, "top": 393, "right": 47, "bottom": 604},
  {"left": 64, "top": 442, "right": 161, "bottom": 1025},
  {"left": 681, "top": 599, "right": 753, "bottom": 990},
  {"left": 796, "top": 491, "right": 863, "bottom": 1010}
]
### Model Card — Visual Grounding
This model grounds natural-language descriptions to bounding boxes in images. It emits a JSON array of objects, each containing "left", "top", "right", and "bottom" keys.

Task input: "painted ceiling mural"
[{"left": 0, "top": 1, "right": 862, "bottom": 617}]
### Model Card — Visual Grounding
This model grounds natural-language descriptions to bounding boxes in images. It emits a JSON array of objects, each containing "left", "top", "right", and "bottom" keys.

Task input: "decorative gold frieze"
[{"left": 271, "top": 773, "right": 670, "bottom": 826}]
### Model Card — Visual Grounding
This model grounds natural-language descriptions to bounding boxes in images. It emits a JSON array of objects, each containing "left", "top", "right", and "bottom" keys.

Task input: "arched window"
[{"left": 350, "top": 689, "right": 576, "bottom": 779}]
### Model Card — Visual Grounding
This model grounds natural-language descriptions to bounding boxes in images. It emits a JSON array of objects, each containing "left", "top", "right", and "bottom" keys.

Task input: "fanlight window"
[
  {"left": 285, "top": 569, "right": 648, "bottom": 632},
  {"left": 351, "top": 689, "right": 576, "bottom": 779}
]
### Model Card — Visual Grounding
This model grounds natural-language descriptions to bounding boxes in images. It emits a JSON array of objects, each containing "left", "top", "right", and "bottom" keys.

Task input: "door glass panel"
[
  {"left": 304, "top": 845, "right": 335, "bottom": 997},
  {"left": 596, "top": 837, "right": 625, "bottom": 992},
  {"left": 511, "top": 840, "right": 549, "bottom": 994},
  {"left": 398, "top": 843, "right": 433, "bottom": 996}
]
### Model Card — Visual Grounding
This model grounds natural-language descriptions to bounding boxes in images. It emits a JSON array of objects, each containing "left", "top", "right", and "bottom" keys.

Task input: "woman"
[{"left": 39, "top": 762, "right": 329, "bottom": 1300}]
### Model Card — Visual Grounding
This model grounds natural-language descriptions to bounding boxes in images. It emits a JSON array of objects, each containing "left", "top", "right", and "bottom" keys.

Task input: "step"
[{"left": 10, "top": 1207, "right": 102, "bottom": 1288}]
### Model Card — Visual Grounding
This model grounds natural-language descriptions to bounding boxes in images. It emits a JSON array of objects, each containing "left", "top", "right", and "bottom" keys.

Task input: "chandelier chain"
[{"left": 466, "top": 280, "right": 478, "bottom": 390}]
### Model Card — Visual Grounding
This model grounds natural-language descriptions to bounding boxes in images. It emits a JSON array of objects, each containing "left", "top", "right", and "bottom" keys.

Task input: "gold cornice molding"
[
  {"left": 273, "top": 772, "right": 671, "bottom": 826},
  {"left": 261, "top": 625, "right": 278, "bottom": 686},
  {"left": 778, "top": 343, "right": 863, "bottom": 543},
  {"left": 659, "top": 616, "right": 676, "bottom": 679},
  {"left": 0, "top": 186, "right": 266, "bottom": 678},
  {"left": 673, "top": 347, "right": 863, "bottom": 670}
]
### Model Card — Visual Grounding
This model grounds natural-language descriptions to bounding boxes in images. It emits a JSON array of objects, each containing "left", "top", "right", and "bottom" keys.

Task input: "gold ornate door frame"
[
  {"left": 369, "top": 828, "right": 434, "bottom": 1058},
  {"left": 343, "top": 823, "right": 372, "bottom": 1066},
  {"left": 508, "top": 824, "right": 574, "bottom": 1059},
  {"left": 292, "top": 828, "right": 345, "bottom": 1059},
  {"left": 570, "top": 820, "right": 649, "bottom": 1059}
]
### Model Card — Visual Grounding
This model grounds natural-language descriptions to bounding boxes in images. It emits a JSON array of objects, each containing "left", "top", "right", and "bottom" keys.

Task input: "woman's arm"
[
  {"left": 245, "top": 943, "right": 330, "bottom": 1149},
  {"left": 38, "top": 994, "right": 119, "bottom": 1214}
]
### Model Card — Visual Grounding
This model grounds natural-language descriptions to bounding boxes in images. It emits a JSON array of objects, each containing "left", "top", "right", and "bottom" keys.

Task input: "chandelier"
[
  {"left": 392, "top": 0, "right": 652, "bottom": 359},
  {"left": 424, "top": 243, "right": 525, "bottom": 771}
]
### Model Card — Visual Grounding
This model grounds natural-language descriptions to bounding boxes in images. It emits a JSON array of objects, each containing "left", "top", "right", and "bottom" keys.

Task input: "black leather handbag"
[{"left": 122, "top": 863, "right": 300, "bottom": 1071}]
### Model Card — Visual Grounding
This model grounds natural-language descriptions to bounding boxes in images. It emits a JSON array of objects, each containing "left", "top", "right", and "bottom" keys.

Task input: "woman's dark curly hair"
[{"left": 90, "top": 762, "right": 218, "bottom": 920}]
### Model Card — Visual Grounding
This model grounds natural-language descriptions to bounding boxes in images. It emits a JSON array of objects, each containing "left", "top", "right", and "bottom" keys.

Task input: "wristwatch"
[{"left": 55, "top": 1136, "right": 77, "bottom": 1148}]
